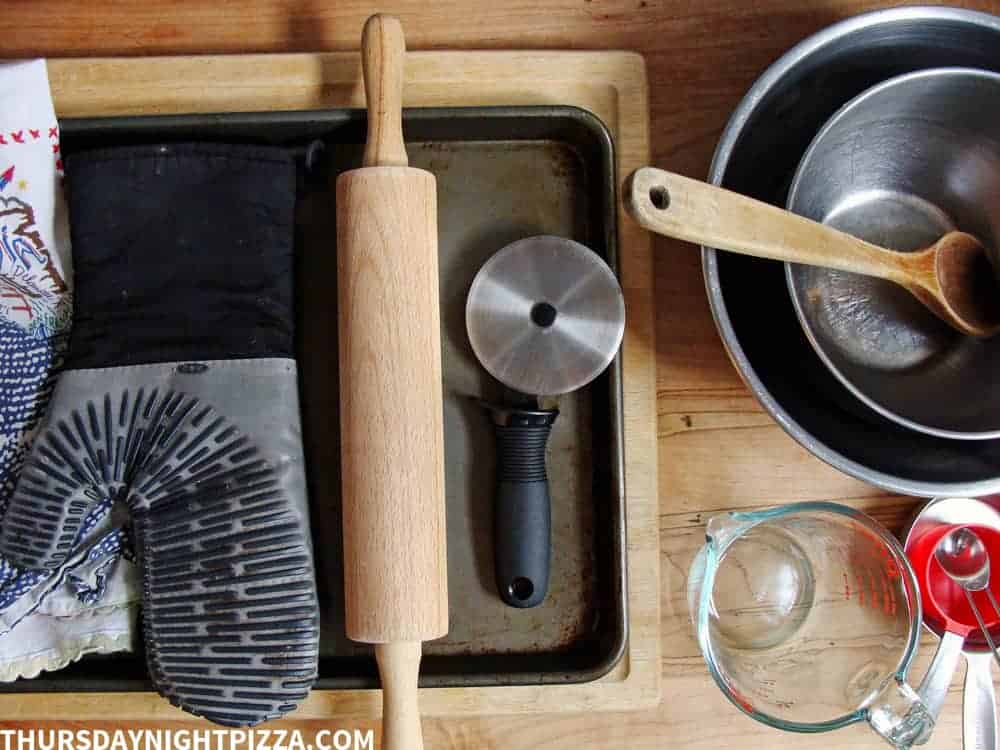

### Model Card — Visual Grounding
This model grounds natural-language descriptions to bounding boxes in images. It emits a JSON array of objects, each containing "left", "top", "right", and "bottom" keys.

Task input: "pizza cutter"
[{"left": 466, "top": 235, "right": 625, "bottom": 607}]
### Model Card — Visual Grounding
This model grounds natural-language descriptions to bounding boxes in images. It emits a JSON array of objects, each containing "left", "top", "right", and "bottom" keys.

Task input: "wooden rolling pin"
[{"left": 336, "top": 14, "right": 448, "bottom": 750}]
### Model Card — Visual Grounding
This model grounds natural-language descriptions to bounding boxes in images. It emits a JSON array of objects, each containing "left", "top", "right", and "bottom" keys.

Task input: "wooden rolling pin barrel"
[{"left": 336, "top": 14, "right": 448, "bottom": 750}]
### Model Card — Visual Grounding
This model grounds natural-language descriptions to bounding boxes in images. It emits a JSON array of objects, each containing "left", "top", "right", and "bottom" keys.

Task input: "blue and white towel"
[{"left": 0, "top": 60, "right": 138, "bottom": 681}]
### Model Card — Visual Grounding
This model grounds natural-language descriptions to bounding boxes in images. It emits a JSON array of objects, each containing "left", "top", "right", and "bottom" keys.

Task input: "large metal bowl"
[{"left": 703, "top": 7, "right": 1000, "bottom": 496}]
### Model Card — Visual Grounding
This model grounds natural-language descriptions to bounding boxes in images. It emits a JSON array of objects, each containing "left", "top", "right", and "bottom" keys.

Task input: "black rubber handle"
[{"left": 487, "top": 404, "right": 558, "bottom": 608}]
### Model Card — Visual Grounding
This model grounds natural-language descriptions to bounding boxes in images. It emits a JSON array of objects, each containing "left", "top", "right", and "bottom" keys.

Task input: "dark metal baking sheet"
[{"left": 3, "top": 106, "right": 624, "bottom": 692}]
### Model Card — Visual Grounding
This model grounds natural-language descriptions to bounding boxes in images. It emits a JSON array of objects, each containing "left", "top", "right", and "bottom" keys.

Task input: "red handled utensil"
[
  {"left": 907, "top": 521, "right": 1000, "bottom": 750},
  {"left": 934, "top": 527, "right": 1000, "bottom": 666},
  {"left": 909, "top": 524, "right": 1000, "bottom": 647}
]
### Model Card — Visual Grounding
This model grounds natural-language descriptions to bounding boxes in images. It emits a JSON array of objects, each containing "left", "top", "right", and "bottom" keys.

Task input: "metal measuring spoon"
[
  {"left": 935, "top": 527, "right": 1000, "bottom": 669},
  {"left": 904, "top": 499, "right": 1000, "bottom": 750}
]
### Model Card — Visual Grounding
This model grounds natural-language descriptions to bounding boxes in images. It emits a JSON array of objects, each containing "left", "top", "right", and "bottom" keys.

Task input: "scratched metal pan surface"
[
  {"left": 8, "top": 106, "right": 625, "bottom": 692},
  {"left": 786, "top": 68, "right": 1000, "bottom": 440}
]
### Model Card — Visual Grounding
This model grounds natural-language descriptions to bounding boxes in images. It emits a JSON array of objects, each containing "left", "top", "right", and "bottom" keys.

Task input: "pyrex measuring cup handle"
[
  {"left": 964, "top": 652, "right": 997, "bottom": 750},
  {"left": 867, "top": 679, "right": 937, "bottom": 748},
  {"left": 917, "top": 629, "right": 966, "bottom": 723},
  {"left": 865, "top": 628, "right": 964, "bottom": 748}
]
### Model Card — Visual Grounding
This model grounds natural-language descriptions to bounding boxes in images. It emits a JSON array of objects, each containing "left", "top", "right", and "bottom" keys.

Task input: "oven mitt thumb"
[{"left": 0, "top": 144, "right": 319, "bottom": 726}]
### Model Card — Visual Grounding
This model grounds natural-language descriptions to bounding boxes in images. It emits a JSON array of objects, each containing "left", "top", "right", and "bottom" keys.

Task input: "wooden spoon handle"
[
  {"left": 376, "top": 642, "right": 424, "bottom": 750},
  {"left": 362, "top": 14, "right": 408, "bottom": 167},
  {"left": 625, "top": 166, "right": 913, "bottom": 283}
]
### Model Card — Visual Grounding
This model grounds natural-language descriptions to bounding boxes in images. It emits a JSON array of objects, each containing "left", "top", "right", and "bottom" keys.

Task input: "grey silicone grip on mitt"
[{"left": 0, "top": 144, "right": 319, "bottom": 726}]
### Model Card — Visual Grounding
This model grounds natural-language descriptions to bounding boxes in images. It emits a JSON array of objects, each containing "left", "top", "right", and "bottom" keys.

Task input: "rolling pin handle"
[
  {"left": 376, "top": 641, "right": 424, "bottom": 750},
  {"left": 362, "top": 14, "right": 409, "bottom": 168}
]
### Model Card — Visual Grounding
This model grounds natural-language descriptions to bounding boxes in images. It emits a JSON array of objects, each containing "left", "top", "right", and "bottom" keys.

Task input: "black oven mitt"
[{"left": 0, "top": 144, "right": 319, "bottom": 726}]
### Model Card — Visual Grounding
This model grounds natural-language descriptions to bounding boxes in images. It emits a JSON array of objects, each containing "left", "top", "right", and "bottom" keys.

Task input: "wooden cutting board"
[{"left": 0, "top": 50, "right": 657, "bottom": 721}]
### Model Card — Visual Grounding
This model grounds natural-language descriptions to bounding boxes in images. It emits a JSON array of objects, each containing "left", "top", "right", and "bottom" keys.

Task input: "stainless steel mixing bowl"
[
  {"left": 702, "top": 7, "right": 1000, "bottom": 496},
  {"left": 787, "top": 68, "right": 1000, "bottom": 439}
]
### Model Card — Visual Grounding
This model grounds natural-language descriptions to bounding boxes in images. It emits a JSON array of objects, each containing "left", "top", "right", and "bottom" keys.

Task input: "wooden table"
[{"left": 4, "top": 1, "right": 1000, "bottom": 747}]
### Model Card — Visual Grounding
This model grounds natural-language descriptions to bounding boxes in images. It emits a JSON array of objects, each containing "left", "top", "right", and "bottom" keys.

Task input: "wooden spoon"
[{"left": 625, "top": 166, "right": 1000, "bottom": 337}]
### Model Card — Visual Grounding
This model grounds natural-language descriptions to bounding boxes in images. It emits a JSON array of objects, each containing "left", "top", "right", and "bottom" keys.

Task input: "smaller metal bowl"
[{"left": 787, "top": 68, "right": 1000, "bottom": 439}]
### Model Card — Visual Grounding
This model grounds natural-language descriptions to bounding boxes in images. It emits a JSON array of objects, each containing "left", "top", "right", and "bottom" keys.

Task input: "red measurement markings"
[
  {"left": 880, "top": 567, "right": 893, "bottom": 615},
  {"left": 722, "top": 673, "right": 758, "bottom": 715},
  {"left": 846, "top": 562, "right": 896, "bottom": 613},
  {"left": 881, "top": 545, "right": 901, "bottom": 579},
  {"left": 879, "top": 547, "right": 900, "bottom": 615},
  {"left": 732, "top": 689, "right": 756, "bottom": 715}
]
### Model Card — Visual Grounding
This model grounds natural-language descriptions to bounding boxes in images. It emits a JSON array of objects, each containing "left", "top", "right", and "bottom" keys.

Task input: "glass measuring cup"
[{"left": 688, "top": 502, "right": 935, "bottom": 747}]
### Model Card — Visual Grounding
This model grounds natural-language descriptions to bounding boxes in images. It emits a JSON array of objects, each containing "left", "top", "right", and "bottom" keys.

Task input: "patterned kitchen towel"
[{"left": 0, "top": 59, "right": 138, "bottom": 681}]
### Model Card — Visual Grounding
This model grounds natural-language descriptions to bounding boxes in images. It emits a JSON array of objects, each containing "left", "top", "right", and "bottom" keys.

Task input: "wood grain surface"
[
  {"left": 338, "top": 166, "right": 447, "bottom": 642},
  {"left": 339, "top": 19, "right": 444, "bottom": 743},
  {"left": 4, "top": 1, "right": 1000, "bottom": 748},
  {"left": 338, "top": 16, "right": 448, "bottom": 647},
  {"left": 360, "top": 15, "right": 409, "bottom": 169}
]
